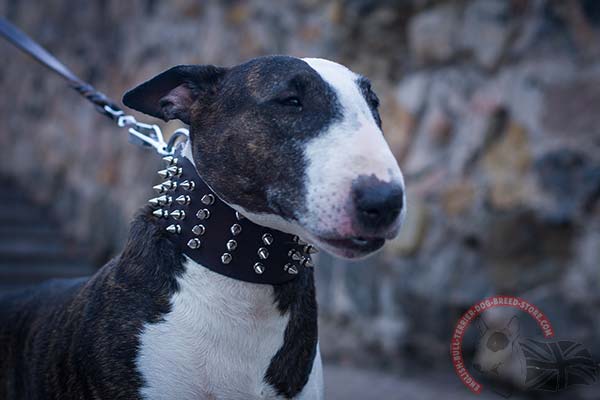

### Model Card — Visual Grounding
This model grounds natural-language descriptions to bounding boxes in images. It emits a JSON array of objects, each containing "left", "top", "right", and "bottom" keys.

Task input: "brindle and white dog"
[{"left": 0, "top": 56, "right": 405, "bottom": 399}]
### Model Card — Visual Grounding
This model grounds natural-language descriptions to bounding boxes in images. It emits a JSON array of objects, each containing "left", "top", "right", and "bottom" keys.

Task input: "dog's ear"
[
  {"left": 122, "top": 65, "right": 226, "bottom": 124},
  {"left": 477, "top": 317, "right": 488, "bottom": 337},
  {"left": 506, "top": 316, "right": 520, "bottom": 337}
]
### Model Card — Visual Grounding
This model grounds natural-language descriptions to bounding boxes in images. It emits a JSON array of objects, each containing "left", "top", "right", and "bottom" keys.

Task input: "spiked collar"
[{"left": 148, "top": 153, "right": 316, "bottom": 284}]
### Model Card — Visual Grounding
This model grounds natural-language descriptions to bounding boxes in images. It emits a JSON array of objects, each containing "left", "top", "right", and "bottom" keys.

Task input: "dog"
[
  {"left": 473, "top": 316, "right": 526, "bottom": 395},
  {"left": 0, "top": 55, "right": 405, "bottom": 399}
]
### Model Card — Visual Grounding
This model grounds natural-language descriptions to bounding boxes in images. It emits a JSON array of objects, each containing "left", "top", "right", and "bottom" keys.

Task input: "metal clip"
[{"left": 104, "top": 105, "right": 189, "bottom": 156}]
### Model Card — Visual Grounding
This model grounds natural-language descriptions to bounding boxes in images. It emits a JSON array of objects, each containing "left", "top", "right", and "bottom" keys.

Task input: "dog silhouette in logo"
[{"left": 473, "top": 316, "right": 527, "bottom": 396}]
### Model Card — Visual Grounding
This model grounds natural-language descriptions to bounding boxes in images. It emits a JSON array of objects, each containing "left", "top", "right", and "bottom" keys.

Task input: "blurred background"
[{"left": 1, "top": 0, "right": 599, "bottom": 398}]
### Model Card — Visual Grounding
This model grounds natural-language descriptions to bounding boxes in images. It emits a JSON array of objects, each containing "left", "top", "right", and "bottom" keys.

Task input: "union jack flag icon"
[{"left": 520, "top": 338, "right": 599, "bottom": 392}]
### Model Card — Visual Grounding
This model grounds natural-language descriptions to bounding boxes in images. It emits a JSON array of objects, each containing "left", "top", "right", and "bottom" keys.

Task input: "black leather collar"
[{"left": 148, "top": 153, "right": 316, "bottom": 285}]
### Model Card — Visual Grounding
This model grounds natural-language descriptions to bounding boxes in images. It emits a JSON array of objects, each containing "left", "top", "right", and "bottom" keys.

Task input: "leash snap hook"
[
  {"left": 129, "top": 122, "right": 169, "bottom": 155},
  {"left": 104, "top": 105, "right": 175, "bottom": 156}
]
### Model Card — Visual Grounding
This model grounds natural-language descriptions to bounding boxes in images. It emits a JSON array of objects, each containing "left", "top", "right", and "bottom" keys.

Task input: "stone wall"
[{"left": 1, "top": 0, "right": 599, "bottom": 372}]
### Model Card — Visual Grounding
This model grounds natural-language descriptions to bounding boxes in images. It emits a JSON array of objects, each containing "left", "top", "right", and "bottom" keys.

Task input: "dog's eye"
[
  {"left": 278, "top": 96, "right": 302, "bottom": 108},
  {"left": 487, "top": 332, "right": 509, "bottom": 352}
]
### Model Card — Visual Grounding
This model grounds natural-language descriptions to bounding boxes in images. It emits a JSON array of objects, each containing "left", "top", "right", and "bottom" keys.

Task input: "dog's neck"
[
  {"left": 134, "top": 142, "right": 321, "bottom": 398},
  {"left": 147, "top": 141, "right": 316, "bottom": 285}
]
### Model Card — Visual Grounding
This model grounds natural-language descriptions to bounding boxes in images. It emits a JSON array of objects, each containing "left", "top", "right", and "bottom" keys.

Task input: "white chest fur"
[{"left": 136, "top": 257, "right": 322, "bottom": 400}]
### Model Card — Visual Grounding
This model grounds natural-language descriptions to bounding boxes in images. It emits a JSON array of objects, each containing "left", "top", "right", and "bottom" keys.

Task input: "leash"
[{"left": 0, "top": 17, "right": 187, "bottom": 156}]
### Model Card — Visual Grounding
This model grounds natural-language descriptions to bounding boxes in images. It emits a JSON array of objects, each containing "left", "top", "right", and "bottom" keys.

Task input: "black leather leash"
[{"left": 0, "top": 17, "right": 186, "bottom": 155}]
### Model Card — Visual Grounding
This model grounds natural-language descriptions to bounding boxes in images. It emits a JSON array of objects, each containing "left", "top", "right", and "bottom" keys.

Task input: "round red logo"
[{"left": 451, "top": 296, "right": 555, "bottom": 394}]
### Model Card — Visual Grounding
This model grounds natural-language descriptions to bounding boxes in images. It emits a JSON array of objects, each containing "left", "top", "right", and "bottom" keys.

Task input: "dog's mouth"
[{"left": 315, "top": 235, "right": 386, "bottom": 258}]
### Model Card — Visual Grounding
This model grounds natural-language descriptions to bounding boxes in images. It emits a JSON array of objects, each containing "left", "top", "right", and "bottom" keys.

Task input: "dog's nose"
[{"left": 353, "top": 180, "right": 404, "bottom": 231}]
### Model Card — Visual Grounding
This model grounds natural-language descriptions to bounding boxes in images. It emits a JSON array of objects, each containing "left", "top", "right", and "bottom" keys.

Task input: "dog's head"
[
  {"left": 473, "top": 316, "right": 521, "bottom": 377},
  {"left": 124, "top": 56, "right": 405, "bottom": 259}
]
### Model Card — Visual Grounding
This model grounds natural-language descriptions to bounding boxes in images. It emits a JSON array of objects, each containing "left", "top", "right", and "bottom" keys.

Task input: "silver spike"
[
  {"left": 153, "top": 183, "right": 167, "bottom": 194},
  {"left": 226, "top": 239, "right": 238, "bottom": 251},
  {"left": 192, "top": 224, "right": 206, "bottom": 236},
  {"left": 201, "top": 194, "right": 215, "bottom": 205},
  {"left": 158, "top": 166, "right": 182, "bottom": 179},
  {"left": 168, "top": 166, "right": 182, "bottom": 177},
  {"left": 235, "top": 211, "right": 245, "bottom": 220},
  {"left": 292, "top": 235, "right": 307, "bottom": 245},
  {"left": 180, "top": 180, "right": 195, "bottom": 191},
  {"left": 196, "top": 209, "right": 210, "bottom": 220},
  {"left": 253, "top": 262, "right": 265, "bottom": 274},
  {"left": 170, "top": 210, "right": 186, "bottom": 220},
  {"left": 152, "top": 209, "right": 169, "bottom": 218},
  {"left": 157, "top": 169, "right": 170, "bottom": 179},
  {"left": 175, "top": 195, "right": 191, "bottom": 205},
  {"left": 148, "top": 195, "right": 171, "bottom": 207},
  {"left": 159, "top": 195, "right": 172, "bottom": 205},
  {"left": 154, "top": 180, "right": 176, "bottom": 193},
  {"left": 301, "top": 257, "right": 314, "bottom": 268},
  {"left": 221, "top": 253, "right": 232, "bottom": 264},
  {"left": 162, "top": 156, "right": 178, "bottom": 166},
  {"left": 187, "top": 238, "right": 201, "bottom": 249},
  {"left": 258, "top": 247, "right": 269, "bottom": 260},
  {"left": 162, "top": 180, "right": 177, "bottom": 191},
  {"left": 303, "top": 245, "right": 318, "bottom": 254},
  {"left": 230, "top": 224, "right": 242, "bottom": 236},
  {"left": 288, "top": 249, "right": 302, "bottom": 261},
  {"left": 262, "top": 233, "right": 274, "bottom": 246},
  {"left": 284, "top": 263, "right": 299, "bottom": 275},
  {"left": 166, "top": 224, "right": 181, "bottom": 234}
]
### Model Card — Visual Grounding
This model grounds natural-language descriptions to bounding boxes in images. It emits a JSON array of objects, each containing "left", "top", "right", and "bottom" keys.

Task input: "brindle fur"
[
  {"left": 0, "top": 212, "right": 179, "bottom": 399},
  {"left": 0, "top": 209, "right": 317, "bottom": 399}
]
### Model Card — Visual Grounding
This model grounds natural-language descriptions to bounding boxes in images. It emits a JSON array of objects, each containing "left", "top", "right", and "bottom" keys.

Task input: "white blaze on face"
[{"left": 300, "top": 58, "right": 405, "bottom": 238}]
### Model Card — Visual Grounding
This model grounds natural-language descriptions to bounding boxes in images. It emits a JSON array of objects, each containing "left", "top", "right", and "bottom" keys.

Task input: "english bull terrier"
[
  {"left": 0, "top": 56, "right": 405, "bottom": 399},
  {"left": 473, "top": 316, "right": 526, "bottom": 394}
]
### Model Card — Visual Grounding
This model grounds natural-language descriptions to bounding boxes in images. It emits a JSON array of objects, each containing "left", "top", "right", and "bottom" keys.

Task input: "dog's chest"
[{"left": 136, "top": 258, "right": 290, "bottom": 400}]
